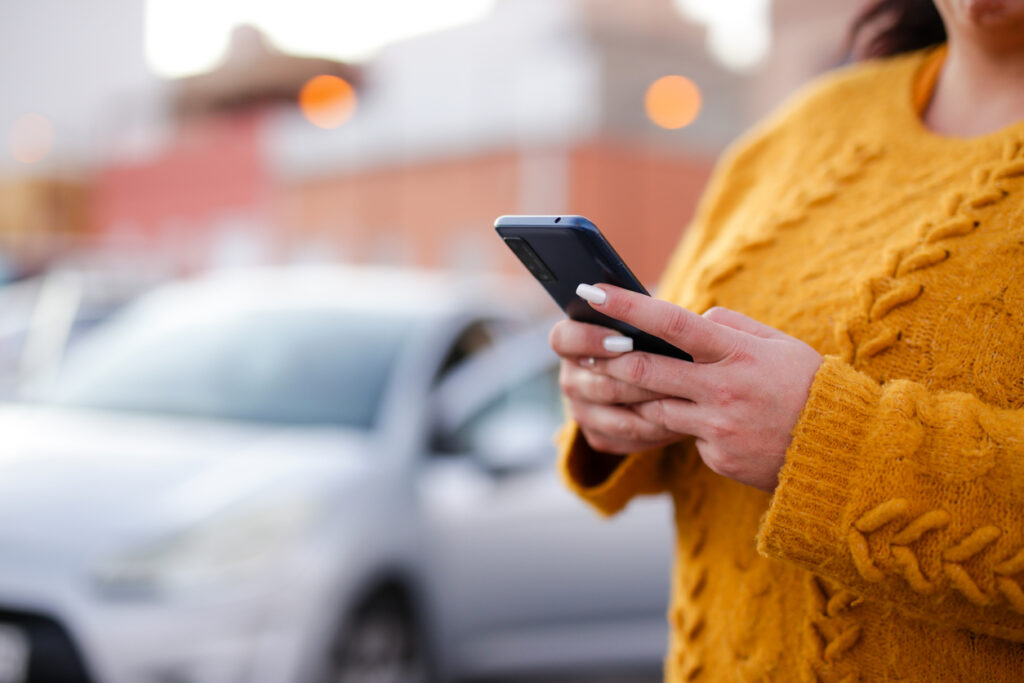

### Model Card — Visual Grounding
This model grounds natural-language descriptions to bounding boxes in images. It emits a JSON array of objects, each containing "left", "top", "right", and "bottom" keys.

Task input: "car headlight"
[{"left": 92, "top": 493, "right": 322, "bottom": 599}]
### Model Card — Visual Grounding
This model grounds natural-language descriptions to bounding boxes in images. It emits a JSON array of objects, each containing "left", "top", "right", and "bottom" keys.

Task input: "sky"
[
  {"left": 145, "top": 0, "right": 771, "bottom": 78},
  {"left": 145, "top": 0, "right": 500, "bottom": 77},
  {"left": 674, "top": 0, "right": 771, "bottom": 71}
]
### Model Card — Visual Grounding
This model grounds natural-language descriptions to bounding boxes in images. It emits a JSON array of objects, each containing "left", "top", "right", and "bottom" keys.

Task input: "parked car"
[{"left": 0, "top": 266, "right": 673, "bottom": 683}]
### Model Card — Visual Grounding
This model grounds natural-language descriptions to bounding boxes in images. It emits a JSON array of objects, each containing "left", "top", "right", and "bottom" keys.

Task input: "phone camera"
[{"left": 503, "top": 237, "right": 557, "bottom": 283}]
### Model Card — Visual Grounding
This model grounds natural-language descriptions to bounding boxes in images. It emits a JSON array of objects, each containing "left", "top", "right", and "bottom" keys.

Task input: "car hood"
[{"left": 0, "top": 404, "right": 375, "bottom": 564}]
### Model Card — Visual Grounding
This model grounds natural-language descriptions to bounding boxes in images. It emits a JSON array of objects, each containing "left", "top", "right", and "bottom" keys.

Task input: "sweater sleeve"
[
  {"left": 556, "top": 421, "right": 681, "bottom": 517},
  {"left": 758, "top": 355, "right": 1024, "bottom": 642}
]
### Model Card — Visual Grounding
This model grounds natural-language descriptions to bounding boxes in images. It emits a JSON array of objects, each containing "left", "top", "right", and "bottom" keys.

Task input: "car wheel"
[{"left": 329, "top": 591, "right": 431, "bottom": 683}]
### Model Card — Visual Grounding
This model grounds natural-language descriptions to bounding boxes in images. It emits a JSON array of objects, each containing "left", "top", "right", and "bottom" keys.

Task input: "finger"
[
  {"left": 579, "top": 427, "right": 672, "bottom": 456},
  {"left": 703, "top": 306, "right": 784, "bottom": 340},
  {"left": 569, "top": 399, "right": 678, "bottom": 448},
  {"left": 560, "top": 362, "right": 668, "bottom": 404},
  {"left": 632, "top": 398, "right": 708, "bottom": 439},
  {"left": 576, "top": 284, "right": 740, "bottom": 363},
  {"left": 589, "top": 351, "right": 712, "bottom": 402},
  {"left": 549, "top": 319, "right": 636, "bottom": 359}
]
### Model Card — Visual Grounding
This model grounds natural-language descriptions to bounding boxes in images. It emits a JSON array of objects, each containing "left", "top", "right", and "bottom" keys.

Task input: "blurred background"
[{"left": 0, "top": 1, "right": 861, "bottom": 682}]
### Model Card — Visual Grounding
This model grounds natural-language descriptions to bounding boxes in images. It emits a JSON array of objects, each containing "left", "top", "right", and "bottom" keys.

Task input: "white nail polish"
[
  {"left": 602, "top": 335, "right": 633, "bottom": 353},
  {"left": 576, "top": 283, "right": 607, "bottom": 305},
  {"left": 580, "top": 356, "right": 596, "bottom": 367}
]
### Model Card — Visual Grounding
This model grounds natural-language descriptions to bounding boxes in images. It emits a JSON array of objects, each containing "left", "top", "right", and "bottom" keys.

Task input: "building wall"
[
  {"left": 568, "top": 141, "right": 712, "bottom": 284},
  {"left": 272, "top": 150, "right": 522, "bottom": 268},
  {"left": 2, "top": 0, "right": 867, "bottom": 279},
  {"left": 85, "top": 0, "right": 729, "bottom": 277},
  {"left": 90, "top": 112, "right": 272, "bottom": 271},
  {"left": 273, "top": 142, "right": 712, "bottom": 283}
]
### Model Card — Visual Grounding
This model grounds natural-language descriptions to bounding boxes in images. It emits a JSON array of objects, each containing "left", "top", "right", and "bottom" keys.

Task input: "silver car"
[{"left": 0, "top": 266, "right": 672, "bottom": 683}]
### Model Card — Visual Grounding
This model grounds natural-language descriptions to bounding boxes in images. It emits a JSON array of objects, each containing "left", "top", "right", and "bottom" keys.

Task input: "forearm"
[{"left": 759, "top": 356, "right": 1024, "bottom": 641}]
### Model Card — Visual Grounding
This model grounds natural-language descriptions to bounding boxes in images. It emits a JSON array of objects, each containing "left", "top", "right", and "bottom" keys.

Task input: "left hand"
[{"left": 577, "top": 284, "right": 823, "bottom": 492}]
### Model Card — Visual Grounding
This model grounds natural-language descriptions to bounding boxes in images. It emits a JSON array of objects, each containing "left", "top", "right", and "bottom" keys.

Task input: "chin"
[{"left": 964, "top": 0, "right": 1024, "bottom": 26}]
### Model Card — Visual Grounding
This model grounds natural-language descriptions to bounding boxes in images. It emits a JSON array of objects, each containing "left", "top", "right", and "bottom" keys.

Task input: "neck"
[{"left": 924, "top": 38, "right": 1024, "bottom": 138}]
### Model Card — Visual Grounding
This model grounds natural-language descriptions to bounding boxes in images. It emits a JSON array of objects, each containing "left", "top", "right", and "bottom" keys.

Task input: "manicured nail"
[
  {"left": 580, "top": 356, "right": 596, "bottom": 367},
  {"left": 602, "top": 335, "right": 633, "bottom": 353},
  {"left": 576, "top": 283, "right": 607, "bottom": 305}
]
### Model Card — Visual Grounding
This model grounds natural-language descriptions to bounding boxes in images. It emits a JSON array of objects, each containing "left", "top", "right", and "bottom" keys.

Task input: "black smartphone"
[{"left": 494, "top": 215, "right": 692, "bottom": 361}]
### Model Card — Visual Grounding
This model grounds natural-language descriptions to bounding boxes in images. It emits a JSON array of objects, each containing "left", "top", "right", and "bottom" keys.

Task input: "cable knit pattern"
[
  {"left": 847, "top": 497, "right": 1024, "bottom": 612},
  {"left": 693, "top": 140, "right": 885, "bottom": 313},
  {"left": 801, "top": 576, "right": 864, "bottom": 683},
  {"left": 557, "top": 46, "right": 1024, "bottom": 680},
  {"left": 831, "top": 136, "right": 1024, "bottom": 366}
]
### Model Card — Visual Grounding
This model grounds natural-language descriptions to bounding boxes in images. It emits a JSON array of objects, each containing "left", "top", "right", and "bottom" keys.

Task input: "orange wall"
[
  {"left": 568, "top": 141, "right": 712, "bottom": 285},
  {"left": 93, "top": 114, "right": 270, "bottom": 237},
  {"left": 92, "top": 118, "right": 714, "bottom": 283},
  {"left": 276, "top": 144, "right": 713, "bottom": 283},
  {"left": 273, "top": 151, "right": 521, "bottom": 267}
]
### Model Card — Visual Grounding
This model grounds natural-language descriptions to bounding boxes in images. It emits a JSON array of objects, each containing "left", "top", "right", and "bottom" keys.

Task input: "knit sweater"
[{"left": 557, "top": 46, "right": 1024, "bottom": 681}]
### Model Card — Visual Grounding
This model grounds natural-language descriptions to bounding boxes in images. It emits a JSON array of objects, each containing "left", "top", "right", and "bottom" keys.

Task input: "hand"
[
  {"left": 549, "top": 319, "right": 686, "bottom": 455},
  {"left": 575, "top": 284, "right": 823, "bottom": 492}
]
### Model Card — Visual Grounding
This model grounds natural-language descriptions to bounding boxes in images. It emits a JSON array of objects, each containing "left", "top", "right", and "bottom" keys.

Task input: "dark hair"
[{"left": 848, "top": 0, "right": 947, "bottom": 59}]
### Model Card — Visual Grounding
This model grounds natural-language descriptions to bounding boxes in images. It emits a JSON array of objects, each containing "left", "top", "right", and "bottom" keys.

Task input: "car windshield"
[{"left": 29, "top": 307, "right": 410, "bottom": 429}]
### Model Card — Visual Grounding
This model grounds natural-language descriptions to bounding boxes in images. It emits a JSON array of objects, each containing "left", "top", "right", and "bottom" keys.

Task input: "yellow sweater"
[{"left": 558, "top": 46, "right": 1024, "bottom": 681}]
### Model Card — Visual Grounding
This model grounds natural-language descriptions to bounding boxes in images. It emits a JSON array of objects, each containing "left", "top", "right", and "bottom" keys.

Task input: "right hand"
[{"left": 549, "top": 319, "right": 686, "bottom": 455}]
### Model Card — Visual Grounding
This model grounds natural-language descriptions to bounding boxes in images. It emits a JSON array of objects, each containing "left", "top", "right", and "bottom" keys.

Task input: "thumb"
[{"left": 702, "top": 306, "right": 784, "bottom": 340}]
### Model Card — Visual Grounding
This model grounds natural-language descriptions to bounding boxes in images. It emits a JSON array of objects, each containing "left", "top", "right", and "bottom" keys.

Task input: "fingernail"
[
  {"left": 580, "top": 356, "right": 596, "bottom": 367},
  {"left": 602, "top": 335, "right": 633, "bottom": 353},
  {"left": 576, "top": 283, "right": 607, "bottom": 305}
]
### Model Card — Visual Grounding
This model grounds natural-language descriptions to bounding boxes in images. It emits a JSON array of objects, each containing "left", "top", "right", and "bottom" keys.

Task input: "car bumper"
[{"left": 0, "top": 567, "right": 328, "bottom": 683}]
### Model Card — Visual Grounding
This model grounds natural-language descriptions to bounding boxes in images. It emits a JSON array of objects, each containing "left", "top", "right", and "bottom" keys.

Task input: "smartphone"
[{"left": 494, "top": 215, "right": 692, "bottom": 361}]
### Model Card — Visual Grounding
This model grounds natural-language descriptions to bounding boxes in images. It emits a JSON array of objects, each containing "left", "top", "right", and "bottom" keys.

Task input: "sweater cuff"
[
  {"left": 556, "top": 421, "right": 665, "bottom": 517},
  {"left": 757, "top": 356, "right": 883, "bottom": 568}
]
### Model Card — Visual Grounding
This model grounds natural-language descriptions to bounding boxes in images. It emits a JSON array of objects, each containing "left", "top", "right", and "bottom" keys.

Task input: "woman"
[{"left": 550, "top": 0, "right": 1024, "bottom": 679}]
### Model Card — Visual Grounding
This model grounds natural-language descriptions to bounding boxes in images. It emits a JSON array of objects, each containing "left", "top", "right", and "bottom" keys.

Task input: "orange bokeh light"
[
  {"left": 8, "top": 113, "right": 55, "bottom": 164},
  {"left": 645, "top": 75, "right": 702, "bottom": 130},
  {"left": 299, "top": 75, "right": 357, "bottom": 129}
]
